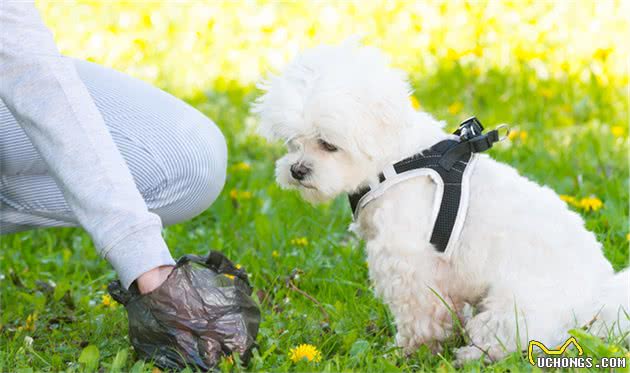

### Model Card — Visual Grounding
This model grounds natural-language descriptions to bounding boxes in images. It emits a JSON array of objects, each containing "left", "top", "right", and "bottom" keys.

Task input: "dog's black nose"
[{"left": 290, "top": 163, "right": 310, "bottom": 180}]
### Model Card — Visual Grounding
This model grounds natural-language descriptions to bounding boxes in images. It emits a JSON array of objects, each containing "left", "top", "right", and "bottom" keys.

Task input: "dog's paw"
[{"left": 453, "top": 345, "right": 485, "bottom": 366}]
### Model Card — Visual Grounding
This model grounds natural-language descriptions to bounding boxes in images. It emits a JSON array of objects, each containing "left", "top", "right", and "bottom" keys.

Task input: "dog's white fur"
[{"left": 254, "top": 41, "right": 629, "bottom": 362}]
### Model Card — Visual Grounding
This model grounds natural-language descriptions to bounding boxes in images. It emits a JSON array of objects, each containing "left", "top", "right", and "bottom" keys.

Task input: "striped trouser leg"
[{"left": 0, "top": 58, "right": 227, "bottom": 234}]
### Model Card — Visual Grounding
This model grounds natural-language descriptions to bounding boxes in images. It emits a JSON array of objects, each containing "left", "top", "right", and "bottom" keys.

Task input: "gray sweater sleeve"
[{"left": 0, "top": 1, "right": 175, "bottom": 288}]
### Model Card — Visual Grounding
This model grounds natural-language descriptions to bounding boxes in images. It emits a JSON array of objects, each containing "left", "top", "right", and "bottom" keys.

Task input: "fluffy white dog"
[{"left": 253, "top": 41, "right": 629, "bottom": 362}]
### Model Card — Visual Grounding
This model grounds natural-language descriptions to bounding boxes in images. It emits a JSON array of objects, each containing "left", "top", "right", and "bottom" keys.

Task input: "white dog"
[{"left": 253, "top": 41, "right": 629, "bottom": 362}]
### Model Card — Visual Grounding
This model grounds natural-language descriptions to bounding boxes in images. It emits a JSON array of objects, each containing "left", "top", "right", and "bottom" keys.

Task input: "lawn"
[
  {"left": 1, "top": 2, "right": 629, "bottom": 372},
  {"left": 1, "top": 60, "right": 628, "bottom": 372}
]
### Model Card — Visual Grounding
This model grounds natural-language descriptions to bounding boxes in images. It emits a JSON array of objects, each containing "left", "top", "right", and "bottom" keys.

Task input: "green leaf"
[
  {"left": 78, "top": 344, "right": 100, "bottom": 372},
  {"left": 349, "top": 339, "right": 370, "bottom": 358},
  {"left": 110, "top": 348, "right": 128, "bottom": 372}
]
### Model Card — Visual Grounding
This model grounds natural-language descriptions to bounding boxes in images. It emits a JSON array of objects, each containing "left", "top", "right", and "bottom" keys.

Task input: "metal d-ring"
[{"left": 495, "top": 124, "right": 510, "bottom": 142}]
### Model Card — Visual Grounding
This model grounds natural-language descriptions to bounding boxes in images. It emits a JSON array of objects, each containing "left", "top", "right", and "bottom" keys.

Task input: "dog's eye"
[{"left": 318, "top": 139, "right": 338, "bottom": 152}]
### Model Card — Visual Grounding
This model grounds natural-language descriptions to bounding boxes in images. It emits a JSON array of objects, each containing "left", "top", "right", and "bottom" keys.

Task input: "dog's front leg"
[{"left": 367, "top": 241, "right": 457, "bottom": 355}]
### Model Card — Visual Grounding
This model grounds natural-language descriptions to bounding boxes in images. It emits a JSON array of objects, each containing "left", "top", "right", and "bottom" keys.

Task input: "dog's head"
[{"left": 253, "top": 40, "right": 421, "bottom": 203}]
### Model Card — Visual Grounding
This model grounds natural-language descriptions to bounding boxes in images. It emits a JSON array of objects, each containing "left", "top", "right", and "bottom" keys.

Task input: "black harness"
[{"left": 348, "top": 117, "right": 504, "bottom": 252}]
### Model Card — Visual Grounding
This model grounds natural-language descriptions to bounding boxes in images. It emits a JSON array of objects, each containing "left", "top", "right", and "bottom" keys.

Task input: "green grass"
[{"left": 1, "top": 61, "right": 628, "bottom": 372}]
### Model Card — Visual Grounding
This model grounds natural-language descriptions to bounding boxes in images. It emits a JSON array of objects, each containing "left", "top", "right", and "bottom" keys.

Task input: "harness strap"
[{"left": 348, "top": 117, "right": 503, "bottom": 253}]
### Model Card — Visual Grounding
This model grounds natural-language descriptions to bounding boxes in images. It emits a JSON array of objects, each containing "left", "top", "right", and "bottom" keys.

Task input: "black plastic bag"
[{"left": 108, "top": 251, "right": 260, "bottom": 371}]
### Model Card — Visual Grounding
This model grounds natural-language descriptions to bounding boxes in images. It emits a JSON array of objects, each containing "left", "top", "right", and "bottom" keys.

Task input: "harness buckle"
[{"left": 455, "top": 117, "right": 484, "bottom": 141}]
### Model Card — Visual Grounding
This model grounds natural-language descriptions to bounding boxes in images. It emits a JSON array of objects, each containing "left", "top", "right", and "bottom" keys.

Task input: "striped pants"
[{"left": 0, "top": 59, "right": 227, "bottom": 234}]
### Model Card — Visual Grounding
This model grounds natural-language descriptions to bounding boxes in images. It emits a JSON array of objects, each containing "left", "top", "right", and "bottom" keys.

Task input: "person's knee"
[{"left": 156, "top": 120, "right": 227, "bottom": 226}]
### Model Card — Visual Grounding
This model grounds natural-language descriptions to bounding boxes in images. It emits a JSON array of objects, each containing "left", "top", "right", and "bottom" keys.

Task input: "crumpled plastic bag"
[{"left": 108, "top": 251, "right": 261, "bottom": 371}]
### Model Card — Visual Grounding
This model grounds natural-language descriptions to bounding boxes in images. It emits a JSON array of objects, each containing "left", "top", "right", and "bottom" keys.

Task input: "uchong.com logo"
[{"left": 528, "top": 337, "right": 627, "bottom": 369}]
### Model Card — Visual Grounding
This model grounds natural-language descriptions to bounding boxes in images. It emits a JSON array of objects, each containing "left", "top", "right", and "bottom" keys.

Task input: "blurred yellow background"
[{"left": 38, "top": 0, "right": 628, "bottom": 98}]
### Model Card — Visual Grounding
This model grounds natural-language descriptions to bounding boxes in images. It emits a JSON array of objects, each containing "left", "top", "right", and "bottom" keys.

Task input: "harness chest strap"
[{"left": 348, "top": 117, "right": 505, "bottom": 253}]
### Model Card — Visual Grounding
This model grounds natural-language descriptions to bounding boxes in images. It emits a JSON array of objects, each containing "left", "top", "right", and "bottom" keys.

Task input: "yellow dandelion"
[
  {"left": 611, "top": 126, "right": 625, "bottom": 138},
  {"left": 409, "top": 96, "right": 421, "bottom": 110},
  {"left": 224, "top": 355, "right": 234, "bottom": 365},
  {"left": 232, "top": 161, "right": 251, "bottom": 172},
  {"left": 519, "top": 131, "right": 528, "bottom": 141},
  {"left": 290, "top": 237, "right": 308, "bottom": 246},
  {"left": 272, "top": 250, "right": 280, "bottom": 258},
  {"left": 289, "top": 344, "right": 322, "bottom": 363},
  {"left": 19, "top": 313, "right": 37, "bottom": 332},
  {"left": 560, "top": 195, "right": 578, "bottom": 206},
  {"left": 626, "top": 233, "right": 629, "bottom": 242},
  {"left": 101, "top": 294, "right": 115, "bottom": 308},
  {"left": 229, "top": 189, "right": 252, "bottom": 200},
  {"left": 447, "top": 101, "right": 463, "bottom": 115},
  {"left": 539, "top": 88, "right": 553, "bottom": 98},
  {"left": 508, "top": 129, "right": 519, "bottom": 141},
  {"left": 579, "top": 197, "right": 603, "bottom": 212}
]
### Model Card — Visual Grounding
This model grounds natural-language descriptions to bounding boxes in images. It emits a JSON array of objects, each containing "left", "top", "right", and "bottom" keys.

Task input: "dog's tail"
[{"left": 590, "top": 269, "right": 630, "bottom": 340}]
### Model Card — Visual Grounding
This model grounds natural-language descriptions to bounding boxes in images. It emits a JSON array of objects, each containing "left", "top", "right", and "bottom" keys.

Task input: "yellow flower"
[
  {"left": 508, "top": 129, "right": 527, "bottom": 142},
  {"left": 272, "top": 250, "right": 280, "bottom": 258},
  {"left": 18, "top": 313, "right": 37, "bottom": 332},
  {"left": 579, "top": 197, "right": 603, "bottom": 212},
  {"left": 102, "top": 294, "right": 115, "bottom": 308},
  {"left": 232, "top": 161, "right": 251, "bottom": 172},
  {"left": 519, "top": 131, "right": 528, "bottom": 141},
  {"left": 611, "top": 126, "right": 625, "bottom": 138},
  {"left": 508, "top": 129, "right": 519, "bottom": 141},
  {"left": 229, "top": 189, "right": 252, "bottom": 200},
  {"left": 447, "top": 101, "right": 463, "bottom": 115},
  {"left": 409, "top": 96, "right": 421, "bottom": 110},
  {"left": 289, "top": 344, "right": 322, "bottom": 363},
  {"left": 290, "top": 237, "right": 308, "bottom": 246},
  {"left": 539, "top": 88, "right": 553, "bottom": 98},
  {"left": 560, "top": 195, "right": 578, "bottom": 206},
  {"left": 626, "top": 233, "right": 629, "bottom": 242}
]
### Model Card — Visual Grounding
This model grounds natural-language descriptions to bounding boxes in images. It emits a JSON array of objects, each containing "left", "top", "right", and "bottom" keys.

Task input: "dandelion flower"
[
  {"left": 232, "top": 162, "right": 251, "bottom": 171},
  {"left": 18, "top": 313, "right": 37, "bottom": 332},
  {"left": 519, "top": 131, "right": 528, "bottom": 141},
  {"left": 102, "top": 294, "right": 114, "bottom": 308},
  {"left": 229, "top": 189, "right": 252, "bottom": 200},
  {"left": 579, "top": 197, "right": 603, "bottom": 212},
  {"left": 290, "top": 237, "right": 308, "bottom": 246},
  {"left": 539, "top": 88, "right": 553, "bottom": 98},
  {"left": 447, "top": 101, "right": 463, "bottom": 115},
  {"left": 626, "top": 233, "right": 629, "bottom": 242},
  {"left": 272, "top": 250, "right": 280, "bottom": 258},
  {"left": 409, "top": 96, "right": 421, "bottom": 110},
  {"left": 560, "top": 195, "right": 578, "bottom": 206},
  {"left": 611, "top": 126, "right": 625, "bottom": 138},
  {"left": 289, "top": 343, "right": 322, "bottom": 363},
  {"left": 508, "top": 129, "right": 519, "bottom": 141}
]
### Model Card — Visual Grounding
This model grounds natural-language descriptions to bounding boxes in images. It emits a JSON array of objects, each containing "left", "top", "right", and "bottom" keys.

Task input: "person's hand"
[
  {"left": 136, "top": 265, "right": 174, "bottom": 294},
  {"left": 107, "top": 252, "right": 260, "bottom": 370}
]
